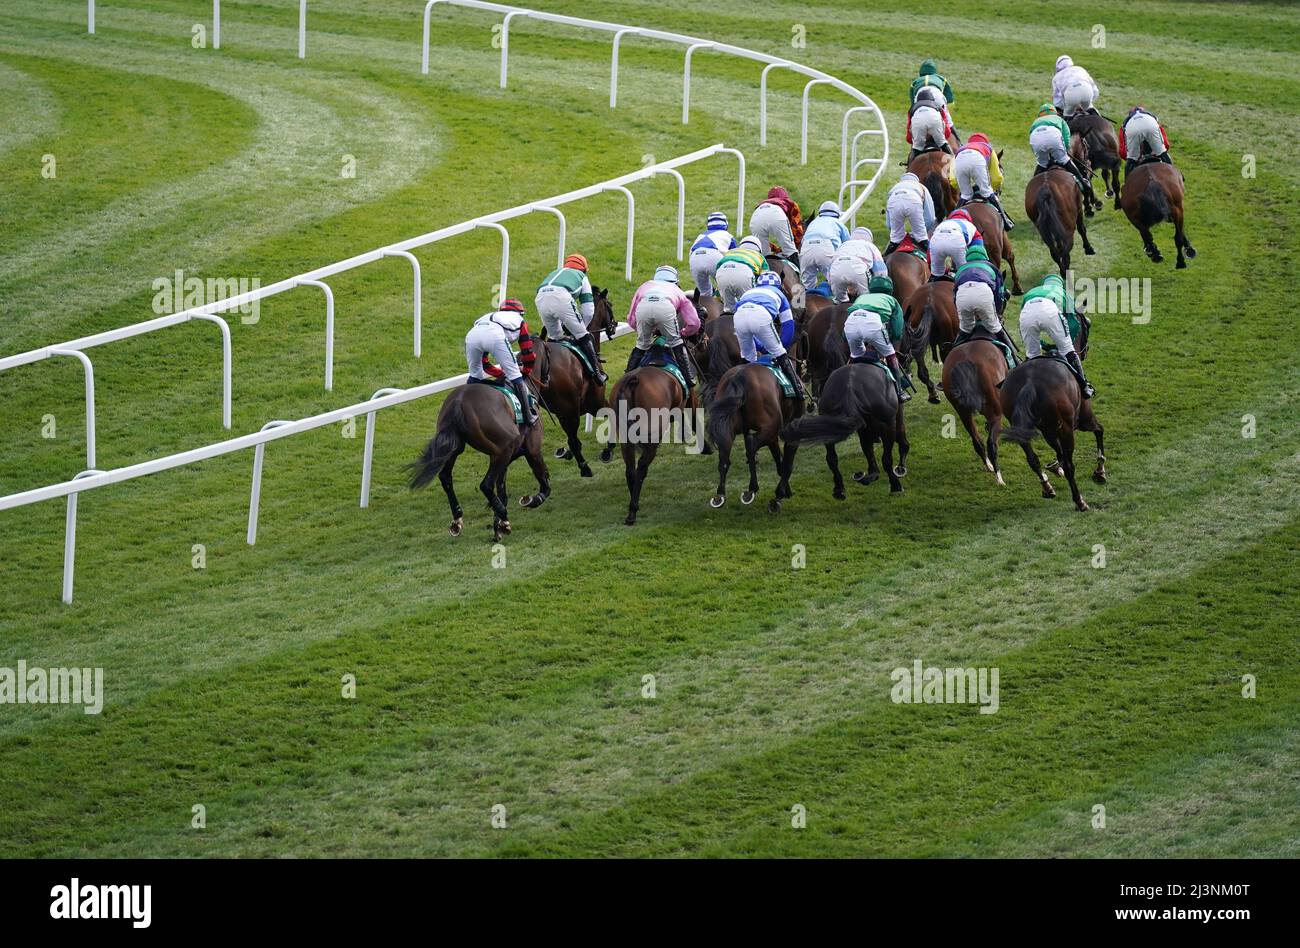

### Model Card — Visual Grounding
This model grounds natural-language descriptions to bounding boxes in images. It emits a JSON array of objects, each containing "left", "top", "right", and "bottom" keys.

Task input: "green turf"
[{"left": 0, "top": 0, "right": 1297, "bottom": 857}]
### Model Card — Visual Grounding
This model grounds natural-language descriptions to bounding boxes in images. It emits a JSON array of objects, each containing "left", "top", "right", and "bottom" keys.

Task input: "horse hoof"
[
  {"left": 709, "top": 495, "right": 725, "bottom": 508},
  {"left": 768, "top": 499, "right": 781, "bottom": 514},
  {"left": 853, "top": 470, "right": 878, "bottom": 485},
  {"left": 740, "top": 490, "right": 755, "bottom": 506},
  {"left": 554, "top": 447, "right": 571, "bottom": 460},
  {"left": 893, "top": 465, "right": 907, "bottom": 478},
  {"left": 995, "top": 471, "right": 1005, "bottom": 486},
  {"left": 1186, "top": 247, "right": 1197, "bottom": 259},
  {"left": 1042, "top": 486, "right": 1057, "bottom": 499},
  {"left": 832, "top": 488, "right": 845, "bottom": 501},
  {"left": 580, "top": 466, "right": 594, "bottom": 478},
  {"left": 449, "top": 518, "right": 464, "bottom": 537},
  {"left": 927, "top": 394, "right": 941, "bottom": 405},
  {"left": 1076, "top": 500, "right": 1090, "bottom": 512},
  {"left": 1176, "top": 259, "right": 1187, "bottom": 269},
  {"left": 984, "top": 459, "right": 995, "bottom": 473},
  {"left": 890, "top": 482, "right": 904, "bottom": 494},
  {"left": 1084, "top": 245, "right": 1096, "bottom": 255},
  {"left": 1093, "top": 471, "right": 1108, "bottom": 485},
  {"left": 1105, "top": 189, "right": 1114, "bottom": 197},
  {"left": 624, "top": 515, "right": 637, "bottom": 526},
  {"left": 1047, "top": 461, "right": 1065, "bottom": 477},
  {"left": 501, "top": 520, "right": 512, "bottom": 534}
]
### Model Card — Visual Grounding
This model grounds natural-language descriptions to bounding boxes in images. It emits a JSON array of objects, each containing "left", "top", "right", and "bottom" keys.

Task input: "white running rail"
[
  {"left": 88, "top": 1, "right": 310, "bottom": 58},
  {"left": 421, "top": 0, "right": 888, "bottom": 222},
  {"left": 1, "top": 146, "right": 738, "bottom": 603}
]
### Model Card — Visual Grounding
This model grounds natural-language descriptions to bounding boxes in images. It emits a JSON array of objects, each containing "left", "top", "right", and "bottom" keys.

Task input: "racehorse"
[
  {"left": 804, "top": 300, "right": 850, "bottom": 405},
  {"left": 782, "top": 362, "right": 910, "bottom": 497},
  {"left": 536, "top": 288, "right": 616, "bottom": 476},
  {"left": 901, "top": 280, "right": 958, "bottom": 403},
  {"left": 908, "top": 147, "right": 957, "bottom": 220},
  {"left": 1025, "top": 166, "right": 1095, "bottom": 278},
  {"left": 700, "top": 313, "right": 742, "bottom": 405},
  {"left": 766, "top": 253, "right": 806, "bottom": 317},
  {"left": 999, "top": 357, "right": 1106, "bottom": 512},
  {"left": 1120, "top": 161, "right": 1196, "bottom": 269},
  {"left": 407, "top": 384, "right": 551, "bottom": 542},
  {"left": 1067, "top": 112, "right": 1123, "bottom": 207},
  {"left": 607, "top": 352, "right": 698, "bottom": 525},
  {"left": 885, "top": 246, "right": 929, "bottom": 308},
  {"left": 942, "top": 334, "right": 1010, "bottom": 484},
  {"left": 705, "top": 362, "right": 802, "bottom": 513},
  {"left": 1068, "top": 135, "right": 1104, "bottom": 216},
  {"left": 960, "top": 200, "right": 1024, "bottom": 294}
]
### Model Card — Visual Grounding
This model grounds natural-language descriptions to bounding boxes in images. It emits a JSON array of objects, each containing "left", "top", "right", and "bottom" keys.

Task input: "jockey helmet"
[
  {"left": 654, "top": 265, "right": 680, "bottom": 284},
  {"left": 851, "top": 226, "right": 873, "bottom": 244},
  {"left": 564, "top": 253, "right": 589, "bottom": 272},
  {"left": 1055, "top": 55, "right": 1073, "bottom": 71},
  {"left": 755, "top": 272, "right": 783, "bottom": 290},
  {"left": 868, "top": 275, "right": 894, "bottom": 295},
  {"left": 706, "top": 212, "right": 729, "bottom": 231},
  {"left": 964, "top": 245, "right": 991, "bottom": 263},
  {"left": 499, "top": 298, "right": 526, "bottom": 313},
  {"left": 968, "top": 132, "right": 990, "bottom": 146},
  {"left": 1043, "top": 274, "right": 1065, "bottom": 290},
  {"left": 1038, "top": 101, "right": 1055, "bottom": 116},
  {"left": 739, "top": 235, "right": 763, "bottom": 251},
  {"left": 818, "top": 201, "right": 841, "bottom": 218}
]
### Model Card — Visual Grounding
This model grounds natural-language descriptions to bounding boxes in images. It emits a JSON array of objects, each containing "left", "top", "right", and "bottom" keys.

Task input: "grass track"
[{"left": 0, "top": 0, "right": 1297, "bottom": 857}]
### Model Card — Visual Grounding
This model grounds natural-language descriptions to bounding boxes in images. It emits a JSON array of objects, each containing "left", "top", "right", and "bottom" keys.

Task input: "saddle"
[
  {"left": 807, "top": 281, "right": 833, "bottom": 299},
  {"left": 849, "top": 353, "right": 901, "bottom": 387},
  {"left": 640, "top": 338, "right": 689, "bottom": 395},
  {"left": 468, "top": 376, "right": 528, "bottom": 424},
  {"left": 951, "top": 326, "right": 1017, "bottom": 371},
  {"left": 894, "top": 235, "right": 929, "bottom": 262},
  {"left": 752, "top": 355, "right": 797, "bottom": 398},
  {"left": 554, "top": 337, "right": 595, "bottom": 376},
  {"left": 1032, "top": 352, "right": 1089, "bottom": 393}
]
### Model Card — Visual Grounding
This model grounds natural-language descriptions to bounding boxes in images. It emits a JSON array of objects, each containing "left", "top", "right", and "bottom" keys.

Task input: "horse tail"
[
  {"left": 782, "top": 372, "right": 864, "bottom": 445},
  {"left": 924, "top": 170, "right": 946, "bottom": 215},
  {"left": 822, "top": 317, "right": 848, "bottom": 374},
  {"left": 904, "top": 297, "right": 932, "bottom": 361},
  {"left": 1034, "top": 183, "right": 1065, "bottom": 262},
  {"left": 706, "top": 367, "right": 749, "bottom": 449},
  {"left": 1137, "top": 175, "right": 1171, "bottom": 226},
  {"left": 947, "top": 359, "right": 985, "bottom": 414},
  {"left": 705, "top": 335, "right": 735, "bottom": 400},
  {"left": 1001, "top": 380, "right": 1041, "bottom": 446},
  {"left": 406, "top": 396, "right": 466, "bottom": 489}
]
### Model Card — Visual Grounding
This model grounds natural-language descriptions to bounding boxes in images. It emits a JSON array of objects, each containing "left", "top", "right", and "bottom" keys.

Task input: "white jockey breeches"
[
  {"left": 466, "top": 324, "right": 521, "bottom": 381},
  {"left": 887, "top": 189, "right": 928, "bottom": 243},
  {"left": 954, "top": 149, "right": 992, "bottom": 201},
  {"left": 929, "top": 220, "right": 970, "bottom": 277},
  {"left": 955, "top": 282, "right": 1001, "bottom": 333},
  {"left": 734, "top": 303, "right": 785, "bottom": 360},
  {"left": 749, "top": 203, "right": 796, "bottom": 257},
  {"left": 1019, "top": 297, "right": 1074, "bottom": 357},
  {"left": 535, "top": 284, "right": 589, "bottom": 340},
  {"left": 1030, "top": 125, "right": 1069, "bottom": 167},
  {"left": 844, "top": 312, "right": 894, "bottom": 358},
  {"left": 689, "top": 246, "right": 724, "bottom": 297},
  {"left": 799, "top": 236, "right": 837, "bottom": 290},
  {"left": 715, "top": 261, "right": 756, "bottom": 313}
]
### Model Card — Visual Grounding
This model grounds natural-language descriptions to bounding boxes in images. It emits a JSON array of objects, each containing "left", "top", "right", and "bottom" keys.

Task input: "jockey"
[
  {"left": 844, "top": 274, "right": 910, "bottom": 402},
  {"left": 749, "top": 186, "right": 804, "bottom": 262},
  {"left": 884, "top": 172, "right": 936, "bottom": 256},
  {"left": 1119, "top": 106, "right": 1172, "bottom": 175},
  {"left": 928, "top": 209, "right": 984, "bottom": 281},
  {"left": 734, "top": 271, "right": 805, "bottom": 400},
  {"left": 951, "top": 133, "right": 1014, "bottom": 230},
  {"left": 714, "top": 236, "right": 770, "bottom": 313},
  {"left": 1029, "top": 102, "right": 1098, "bottom": 204},
  {"left": 906, "top": 93, "right": 956, "bottom": 164},
  {"left": 465, "top": 298, "right": 538, "bottom": 429},
  {"left": 828, "top": 226, "right": 888, "bottom": 302},
  {"left": 534, "top": 253, "right": 606, "bottom": 385},
  {"left": 909, "top": 59, "right": 954, "bottom": 114},
  {"left": 1052, "top": 55, "right": 1100, "bottom": 117},
  {"left": 688, "top": 211, "right": 736, "bottom": 299},
  {"left": 625, "top": 265, "right": 701, "bottom": 389},
  {"left": 799, "top": 201, "right": 851, "bottom": 291},
  {"left": 1019, "top": 273, "right": 1095, "bottom": 398},
  {"left": 950, "top": 245, "right": 1019, "bottom": 357}
]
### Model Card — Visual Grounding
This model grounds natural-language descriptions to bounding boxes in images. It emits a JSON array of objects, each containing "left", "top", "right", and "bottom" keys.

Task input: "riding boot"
[
  {"left": 1064, "top": 351, "right": 1095, "bottom": 398},
  {"left": 625, "top": 346, "right": 647, "bottom": 374},
  {"left": 1158, "top": 153, "right": 1172, "bottom": 165},
  {"left": 903, "top": 148, "right": 918, "bottom": 166},
  {"left": 914, "top": 238, "right": 930, "bottom": 255},
  {"left": 886, "top": 353, "right": 912, "bottom": 402},
  {"left": 984, "top": 191, "right": 1015, "bottom": 230},
  {"left": 511, "top": 377, "right": 537, "bottom": 429},
  {"left": 941, "top": 142, "right": 955, "bottom": 156},
  {"left": 776, "top": 353, "right": 806, "bottom": 402},
  {"left": 1032, "top": 163, "right": 1048, "bottom": 177},
  {"left": 884, "top": 240, "right": 899, "bottom": 256},
  {"left": 951, "top": 328, "right": 972, "bottom": 348},
  {"left": 1066, "top": 159, "right": 1100, "bottom": 207},
  {"left": 1125, "top": 157, "right": 1137, "bottom": 176},
  {"left": 996, "top": 326, "right": 1022, "bottom": 365},
  {"left": 670, "top": 343, "right": 695, "bottom": 389},
  {"left": 577, "top": 333, "right": 607, "bottom": 385}
]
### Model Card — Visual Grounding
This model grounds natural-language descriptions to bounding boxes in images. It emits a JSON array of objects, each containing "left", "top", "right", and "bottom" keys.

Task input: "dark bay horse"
[
  {"left": 767, "top": 254, "right": 806, "bottom": 318},
  {"left": 1068, "top": 112, "right": 1122, "bottom": 206},
  {"left": 607, "top": 358, "right": 697, "bottom": 525},
  {"left": 705, "top": 363, "right": 802, "bottom": 512},
  {"left": 901, "top": 280, "right": 958, "bottom": 403},
  {"left": 804, "top": 300, "right": 850, "bottom": 405},
  {"left": 908, "top": 148, "right": 957, "bottom": 220},
  {"left": 537, "top": 289, "right": 616, "bottom": 476},
  {"left": 1121, "top": 161, "right": 1196, "bottom": 269},
  {"left": 1025, "top": 167, "right": 1095, "bottom": 278},
  {"left": 700, "top": 313, "right": 742, "bottom": 404},
  {"left": 961, "top": 200, "right": 1024, "bottom": 294},
  {"left": 999, "top": 357, "right": 1106, "bottom": 511},
  {"left": 1068, "top": 135, "right": 1104, "bottom": 215},
  {"left": 942, "top": 335, "right": 1009, "bottom": 484},
  {"left": 408, "top": 383, "right": 551, "bottom": 541},
  {"left": 782, "top": 363, "right": 910, "bottom": 497},
  {"left": 886, "top": 247, "right": 929, "bottom": 309}
]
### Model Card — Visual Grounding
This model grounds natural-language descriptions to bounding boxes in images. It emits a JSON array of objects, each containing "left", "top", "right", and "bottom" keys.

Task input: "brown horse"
[
  {"left": 901, "top": 280, "right": 958, "bottom": 403},
  {"left": 999, "top": 357, "right": 1106, "bottom": 511},
  {"left": 782, "top": 362, "right": 910, "bottom": 497},
  {"left": 536, "top": 289, "right": 616, "bottom": 476},
  {"left": 700, "top": 313, "right": 743, "bottom": 404},
  {"left": 1068, "top": 135, "right": 1104, "bottom": 215},
  {"left": 1121, "top": 161, "right": 1196, "bottom": 269},
  {"left": 408, "top": 383, "right": 551, "bottom": 541},
  {"left": 1025, "top": 167, "right": 1095, "bottom": 278},
  {"left": 886, "top": 247, "right": 929, "bottom": 309},
  {"left": 705, "top": 363, "right": 802, "bottom": 512},
  {"left": 766, "top": 254, "right": 806, "bottom": 317},
  {"left": 960, "top": 200, "right": 1024, "bottom": 294},
  {"left": 607, "top": 358, "right": 697, "bottom": 525},
  {"left": 1068, "top": 112, "right": 1123, "bottom": 207},
  {"left": 804, "top": 300, "right": 850, "bottom": 405},
  {"left": 908, "top": 148, "right": 957, "bottom": 220},
  {"left": 942, "top": 335, "right": 1009, "bottom": 484}
]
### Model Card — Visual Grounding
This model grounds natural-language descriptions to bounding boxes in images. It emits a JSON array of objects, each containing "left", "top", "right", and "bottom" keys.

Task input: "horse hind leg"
[
  {"left": 1077, "top": 405, "right": 1107, "bottom": 483},
  {"left": 825, "top": 442, "right": 847, "bottom": 500},
  {"left": 711, "top": 430, "right": 733, "bottom": 508},
  {"left": 1021, "top": 442, "right": 1056, "bottom": 499},
  {"left": 440, "top": 444, "right": 466, "bottom": 535},
  {"left": 1173, "top": 209, "right": 1194, "bottom": 268},
  {"left": 1078, "top": 210, "right": 1096, "bottom": 255},
  {"left": 1003, "top": 238, "right": 1024, "bottom": 295},
  {"left": 1138, "top": 224, "right": 1163, "bottom": 263},
  {"left": 917, "top": 356, "right": 940, "bottom": 404},
  {"left": 480, "top": 456, "right": 511, "bottom": 540},
  {"left": 1056, "top": 428, "right": 1088, "bottom": 511},
  {"left": 852, "top": 428, "right": 880, "bottom": 484},
  {"left": 622, "top": 443, "right": 640, "bottom": 525},
  {"left": 562, "top": 414, "right": 593, "bottom": 477},
  {"left": 628, "top": 444, "right": 658, "bottom": 523},
  {"left": 741, "top": 431, "right": 760, "bottom": 506},
  {"left": 883, "top": 430, "right": 904, "bottom": 493},
  {"left": 960, "top": 408, "right": 992, "bottom": 473},
  {"left": 765, "top": 436, "right": 789, "bottom": 512},
  {"left": 519, "top": 441, "right": 552, "bottom": 509}
]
